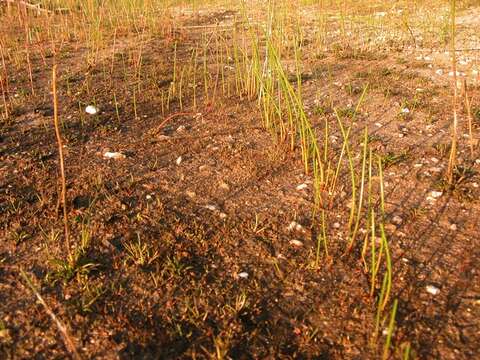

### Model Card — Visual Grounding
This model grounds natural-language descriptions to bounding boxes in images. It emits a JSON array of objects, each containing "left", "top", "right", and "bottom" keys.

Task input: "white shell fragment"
[
  {"left": 85, "top": 105, "right": 99, "bottom": 115},
  {"left": 426, "top": 285, "right": 440, "bottom": 295},
  {"left": 103, "top": 151, "right": 125, "bottom": 159}
]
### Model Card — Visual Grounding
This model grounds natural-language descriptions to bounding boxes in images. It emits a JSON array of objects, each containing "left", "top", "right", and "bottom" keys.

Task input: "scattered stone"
[
  {"left": 146, "top": 194, "right": 153, "bottom": 200},
  {"left": 401, "top": 107, "right": 410, "bottom": 114},
  {"left": 204, "top": 204, "right": 217, "bottom": 211},
  {"left": 176, "top": 125, "right": 186, "bottom": 132},
  {"left": 85, "top": 105, "right": 99, "bottom": 115},
  {"left": 219, "top": 182, "right": 230, "bottom": 191},
  {"left": 186, "top": 190, "right": 196, "bottom": 198},
  {"left": 430, "top": 191, "right": 443, "bottom": 198},
  {"left": 392, "top": 215, "right": 403, "bottom": 225},
  {"left": 103, "top": 151, "right": 126, "bottom": 159},
  {"left": 448, "top": 71, "right": 465, "bottom": 77},
  {"left": 287, "top": 221, "right": 305, "bottom": 232},
  {"left": 449, "top": 223, "right": 457, "bottom": 231},
  {"left": 435, "top": 69, "right": 444, "bottom": 76},
  {"left": 426, "top": 285, "right": 440, "bottom": 295},
  {"left": 296, "top": 183, "right": 308, "bottom": 191},
  {"left": 238, "top": 272, "right": 249, "bottom": 279},
  {"left": 219, "top": 212, "right": 227, "bottom": 219},
  {"left": 176, "top": 156, "right": 182, "bottom": 165},
  {"left": 333, "top": 222, "right": 341, "bottom": 229},
  {"left": 289, "top": 239, "right": 303, "bottom": 247}
]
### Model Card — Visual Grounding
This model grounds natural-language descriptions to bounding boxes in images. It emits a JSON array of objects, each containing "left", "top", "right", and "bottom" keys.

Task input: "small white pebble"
[
  {"left": 430, "top": 191, "right": 443, "bottom": 199},
  {"left": 287, "top": 221, "right": 305, "bottom": 232},
  {"left": 219, "top": 212, "right": 227, "bottom": 219},
  {"left": 414, "top": 163, "right": 423, "bottom": 168},
  {"left": 85, "top": 105, "right": 99, "bottom": 115},
  {"left": 448, "top": 71, "right": 465, "bottom": 77},
  {"left": 435, "top": 69, "right": 444, "bottom": 76},
  {"left": 289, "top": 239, "right": 303, "bottom": 247},
  {"left": 204, "top": 204, "right": 217, "bottom": 211},
  {"left": 426, "top": 285, "right": 440, "bottom": 295},
  {"left": 238, "top": 272, "right": 249, "bottom": 279},
  {"left": 176, "top": 125, "right": 186, "bottom": 132},
  {"left": 449, "top": 223, "right": 457, "bottom": 231},
  {"left": 103, "top": 151, "right": 125, "bottom": 159},
  {"left": 401, "top": 107, "right": 410, "bottom": 114},
  {"left": 176, "top": 156, "right": 182, "bottom": 165},
  {"left": 146, "top": 194, "right": 152, "bottom": 200},
  {"left": 392, "top": 215, "right": 403, "bottom": 225},
  {"left": 296, "top": 183, "right": 308, "bottom": 191},
  {"left": 333, "top": 222, "right": 341, "bottom": 229}
]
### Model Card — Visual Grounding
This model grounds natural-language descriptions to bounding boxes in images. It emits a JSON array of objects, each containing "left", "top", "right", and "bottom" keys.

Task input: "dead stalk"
[
  {"left": 52, "top": 64, "right": 70, "bottom": 256},
  {"left": 463, "top": 80, "right": 475, "bottom": 157},
  {"left": 447, "top": 0, "right": 458, "bottom": 185}
]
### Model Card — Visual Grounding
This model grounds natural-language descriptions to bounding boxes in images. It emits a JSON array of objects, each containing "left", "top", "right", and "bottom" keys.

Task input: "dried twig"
[
  {"left": 0, "top": 0, "right": 51, "bottom": 13},
  {"left": 463, "top": 80, "right": 476, "bottom": 158},
  {"left": 20, "top": 269, "right": 81, "bottom": 359},
  {"left": 52, "top": 64, "right": 71, "bottom": 255},
  {"left": 447, "top": 0, "right": 458, "bottom": 185}
]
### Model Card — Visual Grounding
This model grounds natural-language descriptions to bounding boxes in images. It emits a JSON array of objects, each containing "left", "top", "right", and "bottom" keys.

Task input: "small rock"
[
  {"left": 219, "top": 212, "right": 227, "bottom": 219},
  {"left": 449, "top": 223, "right": 457, "bottom": 231},
  {"left": 103, "top": 151, "right": 126, "bottom": 159},
  {"left": 430, "top": 191, "right": 443, "bottom": 199},
  {"left": 426, "top": 285, "right": 440, "bottom": 295},
  {"left": 392, "top": 215, "right": 403, "bottom": 225},
  {"left": 219, "top": 182, "right": 230, "bottom": 191},
  {"left": 176, "top": 156, "right": 182, "bottom": 165},
  {"left": 401, "top": 107, "right": 410, "bottom": 114},
  {"left": 333, "top": 222, "right": 341, "bottom": 229},
  {"left": 186, "top": 190, "right": 196, "bottom": 198},
  {"left": 435, "top": 69, "right": 444, "bottom": 76},
  {"left": 176, "top": 125, "right": 186, "bottom": 132},
  {"left": 448, "top": 71, "right": 465, "bottom": 77},
  {"left": 204, "top": 204, "right": 217, "bottom": 211},
  {"left": 238, "top": 272, "right": 249, "bottom": 279},
  {"left": 85, "top": 105, "right": 99, "bottom": 115},
  {"left": 296, "top": 183, "right": 308, "bottom": 191},
  {"left": 287, "top": 221, "right": 305, "bottom": 232},
  {"left": 289, "top": 239, "right": 303, "bottom": 247}
]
